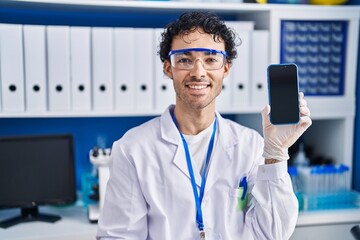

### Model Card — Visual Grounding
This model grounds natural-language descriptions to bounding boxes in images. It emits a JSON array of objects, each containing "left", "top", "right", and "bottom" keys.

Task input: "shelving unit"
[{"left": 0, "top": 1, "right": 359, "bottom": 239}]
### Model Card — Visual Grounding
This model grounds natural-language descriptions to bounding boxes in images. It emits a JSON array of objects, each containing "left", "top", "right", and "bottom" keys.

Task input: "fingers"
[
  {"left": 300, "top": 105, "right": 311, "bottom": 117},
  {"left": 261, "top": 105, "right": 270, "bottom": 116},
  {"left": 261, "top": 105, "right": 271, "bottom": 127},
  {"left": 299, "top": 92, "right": 310, "bottom": 116},
  {"left": 299, "top": 97, "right": 307, "bottom": 108},
  {"left": 299, "top": 93, "right": 312, "bottom": 128},
  {"left": 299, "top": 115, "right": 312, "bottom": 129},
  {"left": 299, "top": 91, "right": 304, "bottom": 100}
]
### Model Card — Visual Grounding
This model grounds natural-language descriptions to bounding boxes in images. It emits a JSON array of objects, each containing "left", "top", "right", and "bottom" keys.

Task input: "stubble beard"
[{"left": 175, "top": 81, "right": 222, "bottom": 111}]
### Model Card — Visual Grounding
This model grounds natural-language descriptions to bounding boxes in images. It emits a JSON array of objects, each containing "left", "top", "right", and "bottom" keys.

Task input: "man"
[{"left": 97, "top": 11, "right": 311, "bottom": 240}]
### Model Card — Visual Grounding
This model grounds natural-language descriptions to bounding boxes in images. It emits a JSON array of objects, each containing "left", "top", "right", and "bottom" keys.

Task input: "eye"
[
  {"left": 205, "top": 56, "right": 220, "bottom": 64},
  {"left": 177, "top": 57, "right": 193, "bottom": 64}
]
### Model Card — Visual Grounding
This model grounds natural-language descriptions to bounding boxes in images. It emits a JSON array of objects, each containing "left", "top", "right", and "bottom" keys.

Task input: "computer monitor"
[{"left": 0, "top": 134, "right": 76, "bottom": 228}]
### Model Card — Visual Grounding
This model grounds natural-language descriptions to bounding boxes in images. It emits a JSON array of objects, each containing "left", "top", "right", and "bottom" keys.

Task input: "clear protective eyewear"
[{"left": 168, "top": 48, "right": 228, "bottom": 70}]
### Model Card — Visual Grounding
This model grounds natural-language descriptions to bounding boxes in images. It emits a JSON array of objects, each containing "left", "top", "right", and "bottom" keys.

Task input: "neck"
[{"left": 173, "top": 104, "right": 215, "bottom": 135}]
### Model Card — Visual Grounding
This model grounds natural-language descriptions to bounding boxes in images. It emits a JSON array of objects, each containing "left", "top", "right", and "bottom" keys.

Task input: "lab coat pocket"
[
  {"left": 228, "top": 188, "right": 246, "bottom": 225},
  {"left": 229, "top": 188, "right": 248, "bottom": 212}
]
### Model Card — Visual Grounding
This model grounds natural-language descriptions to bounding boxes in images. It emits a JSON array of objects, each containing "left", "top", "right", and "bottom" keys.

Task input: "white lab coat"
[{"left": 97, "top": 105, "right": 298, "bottom": 240}]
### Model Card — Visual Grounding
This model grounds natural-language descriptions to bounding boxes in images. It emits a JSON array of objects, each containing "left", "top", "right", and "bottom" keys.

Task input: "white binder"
[
  {"left": 47, "top": 25, "right": 71, "bottom": 112},
  {"left": 114, "top": 28, "right": 135, "bottom": 111},
  {"left": 92, "top": 27, "right": 114, "bottom": 112},
  {"left": 251, "top": 30, "right": 269, "bottom": 110},
  {"left": 23, "top": 25, "right": 47, "bottom": 112},
  {"left": 0, "top": 24, "right": 25, "bottom": 112},
  {"left": 216, "top": 76, "right": 232, "bottom": 112},
  {"left": 225, "top": 21, "right": 254, "bottom": 110},
  {"left": 154, "top": 28, "right": 175, "bottom": 112},
  {"left": 70, "top": 27, "right": 92, "bottom": 111},
  {"left": 134, "top": 28, "right": 154, "bottom": 111}
]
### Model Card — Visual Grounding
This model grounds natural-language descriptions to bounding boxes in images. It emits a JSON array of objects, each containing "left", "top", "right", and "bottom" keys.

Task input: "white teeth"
[{"left": 188, "top": 85, "right": 207, "bottom": 90}]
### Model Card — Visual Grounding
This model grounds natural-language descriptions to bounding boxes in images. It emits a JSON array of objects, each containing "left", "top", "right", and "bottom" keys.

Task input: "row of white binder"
[{"left": 0, "top": 22, "right": 269, "bottom": 114}]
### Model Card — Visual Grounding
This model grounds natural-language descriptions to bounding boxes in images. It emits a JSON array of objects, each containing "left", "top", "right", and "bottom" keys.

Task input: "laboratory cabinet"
[{"left": 0, "top": 1, "right": 359, "bottom": 240}]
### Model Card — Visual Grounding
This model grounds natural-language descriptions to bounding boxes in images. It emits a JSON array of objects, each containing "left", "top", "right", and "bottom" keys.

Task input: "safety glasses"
[{"left": 168, "top": 48, "right": 228, "bottom": 70}]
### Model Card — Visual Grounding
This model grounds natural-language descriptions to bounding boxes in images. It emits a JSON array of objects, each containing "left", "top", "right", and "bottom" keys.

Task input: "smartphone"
[{"left": 267, "top": 63, "right": 300, "bottom": 125}]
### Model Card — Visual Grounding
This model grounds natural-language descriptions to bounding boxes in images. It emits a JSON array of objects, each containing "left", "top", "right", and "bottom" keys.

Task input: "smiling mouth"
[{"left": 188, "top": 84, "right": 208, "bottom": 90}]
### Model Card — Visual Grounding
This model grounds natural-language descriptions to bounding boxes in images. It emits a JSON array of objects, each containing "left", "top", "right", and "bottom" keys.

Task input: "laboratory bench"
[
  {"left": 1, "top": 204, "right": 360, "bottom": 240},
  {"left": 0, "top": 204, "right": 97, "bottom": 240}
]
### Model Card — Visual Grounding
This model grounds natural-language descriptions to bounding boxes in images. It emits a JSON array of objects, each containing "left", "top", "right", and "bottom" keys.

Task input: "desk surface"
[
  {"left": 0, "top": 204, "right": 97, "bottom": 240},
  {"left": 2, "top": 203, "right": 360, "bottom": 240},
  {"left": 297, "top": 208, "right": 360, "bottom": 226}
]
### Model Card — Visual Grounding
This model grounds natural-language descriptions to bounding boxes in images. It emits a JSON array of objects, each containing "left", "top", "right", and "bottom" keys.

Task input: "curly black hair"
[{"left": 158, "top": 11, "right": 240, "bottom": 64}]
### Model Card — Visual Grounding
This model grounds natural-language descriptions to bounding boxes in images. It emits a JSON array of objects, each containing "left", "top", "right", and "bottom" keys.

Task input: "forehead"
[{"left": 171, "top": 29, "right": 225, "bottom": 52}]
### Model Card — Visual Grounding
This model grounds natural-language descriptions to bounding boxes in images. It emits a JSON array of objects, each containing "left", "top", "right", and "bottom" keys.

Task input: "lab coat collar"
[{"left": 160, "top": 105, "right": 238, "bottom": 189}]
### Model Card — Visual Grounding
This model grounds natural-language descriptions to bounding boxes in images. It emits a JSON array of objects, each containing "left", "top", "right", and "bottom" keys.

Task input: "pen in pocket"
[{"left": 239, "top": 176, "right": 247, "bottom": 200}]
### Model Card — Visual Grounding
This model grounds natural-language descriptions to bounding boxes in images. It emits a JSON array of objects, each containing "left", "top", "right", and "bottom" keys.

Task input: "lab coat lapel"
[
  {"left": 173, "top": 143, "right": 202, "bottom": 188},
  {"left": 160, "top": 105, "right": 202, "bottom": 187},
  {"left": 204, "top": 112, "right": 238, "bottom": 194}
]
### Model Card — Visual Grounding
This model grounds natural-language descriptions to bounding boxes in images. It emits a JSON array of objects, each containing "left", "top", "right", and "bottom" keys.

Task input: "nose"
[{"left": 189, "top": 59, "right": 206, "bottom": 78}]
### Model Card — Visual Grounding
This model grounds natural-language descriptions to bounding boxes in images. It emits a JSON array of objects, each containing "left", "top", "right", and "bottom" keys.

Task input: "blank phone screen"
[{"left": 268, "top": 64, "right": 300, "bottom": 125}]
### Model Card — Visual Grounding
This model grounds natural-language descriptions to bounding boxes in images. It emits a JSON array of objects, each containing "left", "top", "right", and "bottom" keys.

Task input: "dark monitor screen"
[{"left": 0, "top": 134, "right": 76, "bottom": 228}]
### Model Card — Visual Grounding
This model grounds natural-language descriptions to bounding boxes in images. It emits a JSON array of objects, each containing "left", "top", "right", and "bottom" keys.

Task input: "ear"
[
  {"left": 163, "top": 60, "right": 173, "bottom": 79},
  {"left": 223, "top": 61, "right": 231, "bottom": 78}
]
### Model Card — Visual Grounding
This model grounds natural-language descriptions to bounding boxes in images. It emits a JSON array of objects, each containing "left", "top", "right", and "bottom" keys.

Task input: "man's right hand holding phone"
[{"left": 261, "top": 92, "right": 312, "bottom": 162}]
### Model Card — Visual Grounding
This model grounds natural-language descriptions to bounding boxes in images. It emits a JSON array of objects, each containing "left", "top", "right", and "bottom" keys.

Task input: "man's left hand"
[{"left": 261, "top": 92, "right": 312, "bottom": 161}]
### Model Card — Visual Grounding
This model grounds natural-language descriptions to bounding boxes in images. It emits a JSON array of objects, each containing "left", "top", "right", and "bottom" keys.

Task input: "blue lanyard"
[{"left": 170, "top": 110, "right": 217, "bottom": 233}]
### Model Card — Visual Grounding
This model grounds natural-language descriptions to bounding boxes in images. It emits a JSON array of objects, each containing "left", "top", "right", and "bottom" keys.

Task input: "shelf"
[
  {"left": 306, "top": 97, "right": 356, "bottom": 119},
  {"left": 0, "top": 110, "right": 163, "bottom": 118},
  {"left": 0, "top": 100, "right": 354, "bottom": 119},
  {"left": 6, "top": 0, "right": 360, "bottom": 12},
  {"left": 297, "top": 208, "right": 360, "bottom": 227},
  {"left": 0, "top": 91, "right": 355, "bottom": 118},
  {"left": 0, "top": 109, "right": 352, "bottom": 119},
  {"left": 0, "top": 110, "right": 257, "bottom": 118},
  {"left": 1, "top": 0, "right": 358, "bottom": 26}
]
